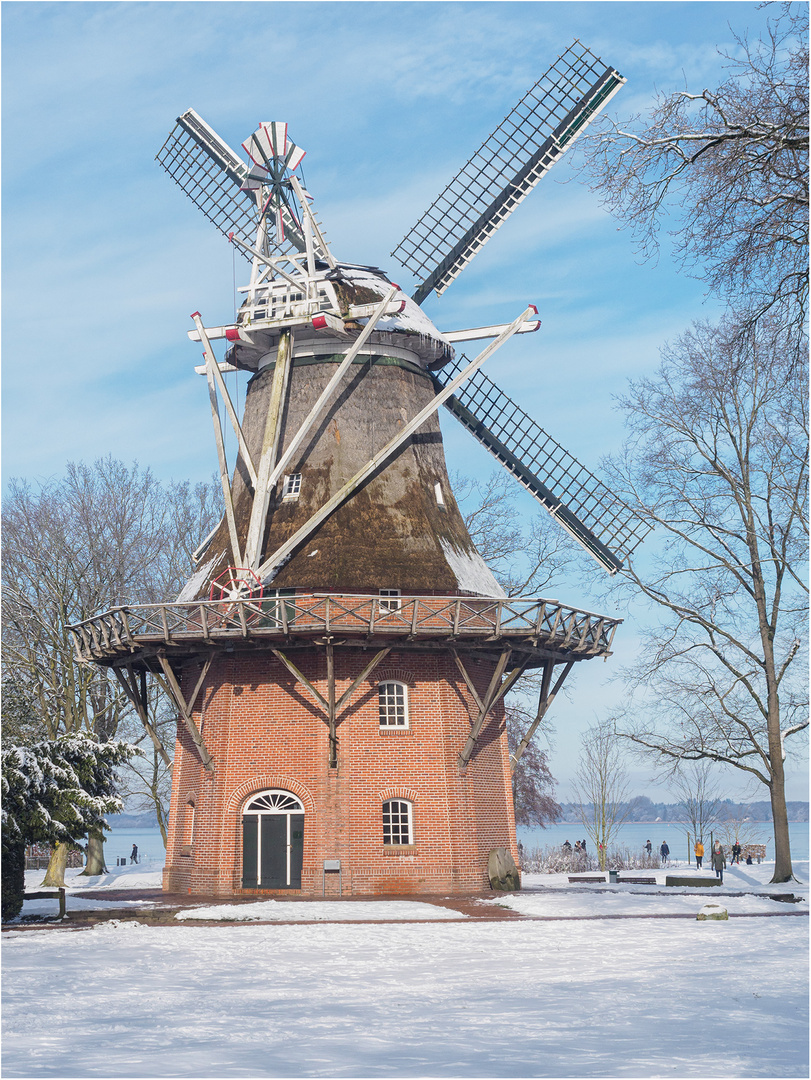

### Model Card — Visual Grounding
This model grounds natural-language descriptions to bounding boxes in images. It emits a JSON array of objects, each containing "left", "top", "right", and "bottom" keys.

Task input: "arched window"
[
  {"left": 383, "top": 799, "right": 413, "bottom": 845},
  {"left": 379, "top": 681, "right": 408, "bottom": 728}
]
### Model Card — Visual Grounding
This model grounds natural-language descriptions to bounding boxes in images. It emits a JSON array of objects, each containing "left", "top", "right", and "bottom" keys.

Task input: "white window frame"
[
  {"left": 378, "top": 680, "right": 409, "bottom": 729},
  {"left": 382, "top": 799, "right": 413, "bottom": 846},
  {"left": 434, "top": 482, "right": 445, "bottom": 508},
  {"left": 378, "top": 588, "right": 401, "bottom": 612},
  {"left": 282, "top": 473, "right": 302, "bottom": 500}
]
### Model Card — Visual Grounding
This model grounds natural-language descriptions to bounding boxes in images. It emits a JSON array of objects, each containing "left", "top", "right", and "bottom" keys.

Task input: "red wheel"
[{"left": 208, "top": 567, "right": 264, "bottom": 603}]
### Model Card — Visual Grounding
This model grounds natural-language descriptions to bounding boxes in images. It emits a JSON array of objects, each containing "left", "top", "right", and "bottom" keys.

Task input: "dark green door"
[
  {"left": 242, "top": 810, "right": 305, "bottom": 888},
  {"left": 290, "top": 813, "right": 304, "bottom": 889},
  {"left": 260, "top": 815, "right": 287, "bottom": 888},
  {"left": 242, "top": 815, "right": 258, "bottom": 888}
]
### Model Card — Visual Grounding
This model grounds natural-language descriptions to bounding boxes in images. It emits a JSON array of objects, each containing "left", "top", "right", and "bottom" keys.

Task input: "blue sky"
[{"left": 3, "top": 1, "right": 804, "bottom": 802}]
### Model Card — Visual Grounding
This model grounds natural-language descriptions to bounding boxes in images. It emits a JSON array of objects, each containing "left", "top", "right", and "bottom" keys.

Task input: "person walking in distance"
[
  {"left": 660, "top": 841, "right": 670, "bottom": 867},
  {"left": 712, "top": 840, "right": 726, "bottom": 883},
  {"left": 731, "top": 839, "right": 742, "bottom": 864},
  {"left": 694, "top": 839, "right": 704, "bottom": 869},
  {"left": 645, "top": 839, "right": 652, "bottom": 856},
  {"left": 130, "top": 843, "right": 138, "bottom": 865}
]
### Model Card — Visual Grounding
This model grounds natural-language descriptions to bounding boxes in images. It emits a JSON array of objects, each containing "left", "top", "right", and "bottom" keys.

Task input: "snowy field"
[{"left": 3, "top": 863, "right": 808, "bottom": 1079}]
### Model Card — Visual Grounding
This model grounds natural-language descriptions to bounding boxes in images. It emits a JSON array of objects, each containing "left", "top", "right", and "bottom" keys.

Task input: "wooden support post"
[
  {"left": 192, "top": 314, "right": 257, "bottom": 488},
  {"left": 194, "top": 314, "right": 242, "bottom": 568},
  {"left": 155, "top": 655, "right": 215, "bottom": 774},
  {"left": 244, "top": 328, "right": 294, "bottom": 568},
  {"left": 336, "top": 648, "right": 391, "bottom": 711},
  {"left": 326, "top": 641, "right": 337, "bottom": 768},
  {"left": 112, "top": 665, "right": 172, "bottom": 768},
  {"left": 457, "top": 647, "right": 532, "bottom": 768},
  {"left": 510, "top": 660, "right": 574, "bottom": 773},
  {"left": 271, "top": 649, "right": 329, "bottom": 711}
]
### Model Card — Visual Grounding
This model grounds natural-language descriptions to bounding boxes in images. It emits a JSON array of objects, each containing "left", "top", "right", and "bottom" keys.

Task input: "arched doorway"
[{"left": 241, "top": 790, "right": 304, "bottom": 889}]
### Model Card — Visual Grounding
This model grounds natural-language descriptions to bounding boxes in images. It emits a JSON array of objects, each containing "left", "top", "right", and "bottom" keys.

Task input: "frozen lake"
[
  {"left": 101, "top": 821, "right": 810, "bottom": 869},
  {"left": 518, "top": 819, "right": 809, "bottom": 861}
]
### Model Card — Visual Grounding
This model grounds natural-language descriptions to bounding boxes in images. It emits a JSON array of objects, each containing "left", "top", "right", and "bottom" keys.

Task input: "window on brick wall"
[
  {"left": 378, "top": 681, "right": 408, "bottom": 728},
  {"left": 378, "top": 588, "right": 401, "bottom": 612},
  {"left": 383, "top": 799, "right": 413, "bottom": 845}
]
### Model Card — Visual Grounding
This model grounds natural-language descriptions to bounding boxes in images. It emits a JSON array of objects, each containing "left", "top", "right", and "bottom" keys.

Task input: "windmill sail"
[
  {"left": 432, "top": 357, "right": 651, "bottom": 573},
  {"left": 392, "top": 41, "right": 625, "bottom": 304}
]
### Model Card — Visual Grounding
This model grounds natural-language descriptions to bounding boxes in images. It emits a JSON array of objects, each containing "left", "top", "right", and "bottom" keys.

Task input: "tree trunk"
[
  {"left": 769, "top": 773, "right": 794, "bottom": 883},
  {"left": 79, "top": 830, "right": 107, "bottom": 876},
  {"left": 1, "top": 840, "right": 26, "bottom": 921},
  {"left": 42, "top": 841, "right": 70, "bottom": 886}
]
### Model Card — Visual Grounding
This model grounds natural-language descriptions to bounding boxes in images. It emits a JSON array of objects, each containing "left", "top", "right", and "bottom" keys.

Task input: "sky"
[{"left": 2, "top": 1, "right": 806, "bottom": 800}]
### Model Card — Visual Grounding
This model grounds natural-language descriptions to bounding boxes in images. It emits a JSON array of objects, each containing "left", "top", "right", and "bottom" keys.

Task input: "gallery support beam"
[
  {"left": 155, "top": 653, "right": 215, "bottom": 774},
  {"left": 509, "top": 660, "right": 574, "bottom": 773},
  {"left": 457, "top": 647, "right": 532, "bottom": 768}
]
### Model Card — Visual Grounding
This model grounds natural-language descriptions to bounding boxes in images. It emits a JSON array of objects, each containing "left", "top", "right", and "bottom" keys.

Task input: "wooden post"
[
  {"left": 244, "top": 328, "right": 294, "bottom": 568},
  {"left": 326, "top": 641, "right": 337, "bottom": 768}
]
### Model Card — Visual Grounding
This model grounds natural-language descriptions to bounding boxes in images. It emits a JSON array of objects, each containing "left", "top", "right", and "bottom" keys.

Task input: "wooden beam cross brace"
[
  {"left": 112, "top": 665, "right": 172, "bottom": 768},
  {"left": 510, "top": 660, "right": 574, "bottom": 774},
  {"left": 272, "top": 646, "right": 391, "bottom": 768},
  {"left": 457, "top": 648, "right": 532, "bottom": 768},
  {"left": 154, "top": 654, "right": 215, "bottom": 774}
]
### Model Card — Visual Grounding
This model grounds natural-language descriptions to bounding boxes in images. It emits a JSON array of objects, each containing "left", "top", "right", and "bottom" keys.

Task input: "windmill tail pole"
[{"left": 256, "top": 305, "right": 537, "bottom": 581}]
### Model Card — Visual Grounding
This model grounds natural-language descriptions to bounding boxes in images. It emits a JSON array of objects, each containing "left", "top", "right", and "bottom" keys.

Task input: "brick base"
[{"left": 164, "top": 647, "right": 519, "bottom": 896}]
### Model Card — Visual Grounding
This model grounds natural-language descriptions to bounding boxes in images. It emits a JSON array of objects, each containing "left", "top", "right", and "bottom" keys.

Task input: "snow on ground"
[
  {"left": 5, "top": 861, "right": 806, "bottom": 1077},
  {"left": 3, "top": 915, "right": 807, "bottom": 1078},
  {"left": 20, "top": 866, "right": 164, "bottom": 917},
  {"left": 177, "top": 900, "right": 467, "bottom": 921},
  {"left": 24, "top": 865, "right": 163, "bottom": 892}
]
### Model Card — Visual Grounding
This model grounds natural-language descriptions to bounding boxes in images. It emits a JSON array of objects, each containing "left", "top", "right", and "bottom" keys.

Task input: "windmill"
[{"left": 72, "top": 40, "right": 645, "bottom": 897}]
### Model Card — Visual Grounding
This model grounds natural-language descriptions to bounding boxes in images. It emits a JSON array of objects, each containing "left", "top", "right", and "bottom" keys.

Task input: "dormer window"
[
  {"left": 282, "top": 473, "right": 302, "bottom": 500},
  {"left": 379, "top": 588, "right": 401, "bottom": 612}
]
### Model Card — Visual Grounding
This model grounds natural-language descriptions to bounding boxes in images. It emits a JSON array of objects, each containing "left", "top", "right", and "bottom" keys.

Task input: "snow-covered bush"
[
  {"left": 519, "top": 845, "right": 662, "bottom": 874},
  {"left": 1, "top": 734, "right": 137, "bottom": 920}
]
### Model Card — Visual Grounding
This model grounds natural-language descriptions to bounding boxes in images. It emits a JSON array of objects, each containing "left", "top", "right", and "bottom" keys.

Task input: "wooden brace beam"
[
  {"left": 113, "top": 666, "right": 172, "bottom": 768},
  {"left": 155, "top": 654, "right": 215, "bottom": 774},
  {"left": 510, "top": 660, "right": 574, "bottom": 773},
  {"left": 457, "top": 648, "right": 531, "bottom": 768}
]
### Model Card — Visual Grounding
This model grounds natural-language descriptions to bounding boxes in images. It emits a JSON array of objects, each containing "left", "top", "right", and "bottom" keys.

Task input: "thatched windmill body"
[{"left": 72, "top": 42, "right": 647, "bottom": 896}]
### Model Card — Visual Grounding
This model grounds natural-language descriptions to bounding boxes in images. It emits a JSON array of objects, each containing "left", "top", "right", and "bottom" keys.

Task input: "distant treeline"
[
  {"left": 557, "top": 797, "right": 809, "bottom": 824},
  {"left": 105, "top": 811, "right": 159, "bottom": 829}
]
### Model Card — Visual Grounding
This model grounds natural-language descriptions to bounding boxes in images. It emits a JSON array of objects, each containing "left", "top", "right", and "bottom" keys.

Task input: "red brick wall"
[{"left": 163, "top": 647, "right": 519, "bottom": 896}]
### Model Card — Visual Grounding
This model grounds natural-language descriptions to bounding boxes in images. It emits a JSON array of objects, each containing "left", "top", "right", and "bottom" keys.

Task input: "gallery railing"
[{"left": 69, "top": 593, "right": 621, "bottom": 662}]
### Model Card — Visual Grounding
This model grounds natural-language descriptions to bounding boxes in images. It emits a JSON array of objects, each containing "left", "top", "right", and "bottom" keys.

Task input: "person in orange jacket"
[{"left": 694, "top": 839, "right": 704, "bottom": 869}]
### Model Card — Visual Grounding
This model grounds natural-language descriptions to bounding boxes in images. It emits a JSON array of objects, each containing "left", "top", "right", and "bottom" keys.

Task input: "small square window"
[
  {"left": 379, "top": 588, "right": 401, "bottom": 612},
  {"left": 282, "top": 473, "right": 302, "bottom": 500}
]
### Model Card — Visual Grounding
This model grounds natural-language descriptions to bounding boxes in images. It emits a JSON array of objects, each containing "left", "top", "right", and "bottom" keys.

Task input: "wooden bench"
[
  {"left": 568, "top": 875, "right": 606, "bottom": 884},
  {"left": 666, "top": 875, "right": 720, "bottom": 888},
  {"left": 618, "top": 876, "right": 656, "bottom": 885},
  {"left": 24, "top": 888, "right": 66, "bottom": 917}
]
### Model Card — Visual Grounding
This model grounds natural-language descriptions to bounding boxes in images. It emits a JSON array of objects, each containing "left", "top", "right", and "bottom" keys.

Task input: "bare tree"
[
  {"left": 506, "top": 705, "right": 562, "bottom": 829},
  {"left": 669, "top": 761, "right": 724, "bottom": 858},
  {"left": 580, "top": 4, "right": 808, "bottom": 333},
  {"left": 572, "top": 721, "right": 633, "bottom": 870},
  {"left": 1, "top": 459, "right": 220, "bottom": 878},
  {"left": 455, "top": 470, "right": 577, "bottom": 597},
  {"left": 600, "top": 314, "right": 807, "bottom": 882}
]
